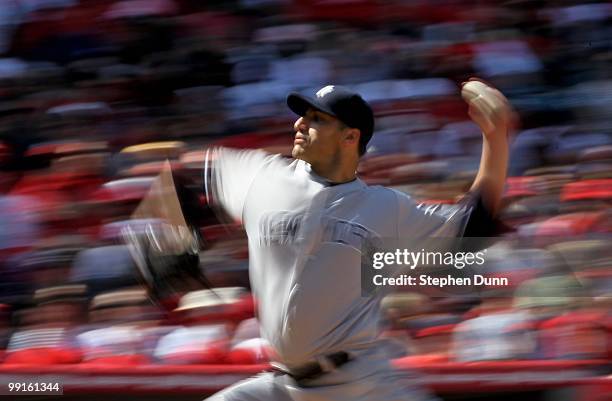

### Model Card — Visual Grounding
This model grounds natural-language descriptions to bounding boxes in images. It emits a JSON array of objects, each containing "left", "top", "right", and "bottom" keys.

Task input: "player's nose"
[{"left": 294, "top": 116, "right": 308, "bottom": 132}]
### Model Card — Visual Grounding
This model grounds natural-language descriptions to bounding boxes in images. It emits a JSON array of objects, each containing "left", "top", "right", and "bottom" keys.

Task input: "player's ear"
[{"left": 342, "top": 127, "right": 360, "bottom": 148}]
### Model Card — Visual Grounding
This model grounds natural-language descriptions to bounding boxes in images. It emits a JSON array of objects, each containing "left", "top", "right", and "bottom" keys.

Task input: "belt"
[{"left": 271, "top": 351, "right": 351, "bottom": 383}]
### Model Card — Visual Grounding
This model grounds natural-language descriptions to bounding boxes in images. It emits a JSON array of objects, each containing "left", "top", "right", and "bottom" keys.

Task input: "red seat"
[
  {"left": 3, "top": 348, "right": 82, "bottom": 365},
  {"left": 82, "top": 354, "right": 150, "bottom": 366},
  {"left": 562, "top": 179, "right": 612, "bottom": 201},
  {"left": 227, "top": 339, "right": 271, "bottom": 365},
  {"left": 396, "top": 353, "right": 449, "bottom": 365},
  {"left": 160, "top": 343, "right": 228, "bottom": 365},
  {"left": 538, "top": 312, "right": 610, "bottom": 359},
  {"left": 504, "top": 176, "right": 539, "bottom": 198},
  {"left": 412, "top": 324, "right": 456, "bottom": 355}
]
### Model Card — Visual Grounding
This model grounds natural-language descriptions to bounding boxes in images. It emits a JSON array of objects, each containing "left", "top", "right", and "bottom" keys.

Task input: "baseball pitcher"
[
  {"left": 199, "top": 79, "right": 515, "bottom": 401},
  {"left": 132, "top": 79, "right": 514, "bottom": 401}
]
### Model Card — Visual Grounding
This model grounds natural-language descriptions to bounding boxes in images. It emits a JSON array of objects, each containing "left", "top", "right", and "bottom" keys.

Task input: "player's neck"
[{"left": 309, "top": 158, "right": 358, "bottom": 185}]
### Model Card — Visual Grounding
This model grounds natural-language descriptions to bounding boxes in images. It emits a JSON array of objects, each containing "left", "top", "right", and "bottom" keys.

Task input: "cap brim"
[{"left": 287, "top": 92, "right": 336, "bottom": 117}]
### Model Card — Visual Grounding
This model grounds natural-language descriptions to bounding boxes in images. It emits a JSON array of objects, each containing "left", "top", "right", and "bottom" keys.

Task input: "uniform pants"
[{"left": 204, "top": 360, "right": 437, "bottom": 401}]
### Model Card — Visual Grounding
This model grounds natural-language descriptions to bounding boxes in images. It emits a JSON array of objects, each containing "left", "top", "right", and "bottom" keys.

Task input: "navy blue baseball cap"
[{"left": 287, "top": 85, "right": 375, "bottom": 155}]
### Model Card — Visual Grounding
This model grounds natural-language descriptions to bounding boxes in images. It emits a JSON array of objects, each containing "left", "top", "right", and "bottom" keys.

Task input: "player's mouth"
[{"left": 294, "top": 134, "right": 307, "bottom": 145}]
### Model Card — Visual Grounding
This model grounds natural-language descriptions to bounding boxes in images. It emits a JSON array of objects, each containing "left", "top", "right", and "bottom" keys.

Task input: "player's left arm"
[{"left": 462, "top": 78, "right": 517, "bottom": 217}]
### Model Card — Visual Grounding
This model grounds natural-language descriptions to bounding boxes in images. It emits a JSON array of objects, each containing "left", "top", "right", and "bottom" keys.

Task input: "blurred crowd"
[{"left": 0, "top": 0, "right": 611, "bottom": 367}]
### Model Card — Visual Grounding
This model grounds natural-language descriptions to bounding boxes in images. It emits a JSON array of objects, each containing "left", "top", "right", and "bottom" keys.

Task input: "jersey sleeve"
[
  {"left": 203, "top": 147, "right": 273, "bottom": 223},
  {"left": 393, "top": 189, "right": 478, "bottom": 241}
]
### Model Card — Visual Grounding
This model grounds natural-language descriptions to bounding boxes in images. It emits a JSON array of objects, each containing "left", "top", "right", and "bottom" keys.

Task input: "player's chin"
[{"left": 291, "top": 144, "right": 308, "bottom": 160}]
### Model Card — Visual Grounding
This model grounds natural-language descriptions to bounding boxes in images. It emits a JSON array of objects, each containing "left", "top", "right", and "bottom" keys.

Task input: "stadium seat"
[{"left": 3, "top": 347, "right": 82, "bottom": 365}]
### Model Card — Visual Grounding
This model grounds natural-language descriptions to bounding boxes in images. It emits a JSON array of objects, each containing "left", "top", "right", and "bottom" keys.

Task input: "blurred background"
[{"left": 0, "top": 0, "right": 610, "bottom": 400}]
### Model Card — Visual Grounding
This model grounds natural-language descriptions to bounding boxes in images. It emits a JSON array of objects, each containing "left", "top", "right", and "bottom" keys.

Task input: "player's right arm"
[
  {"left": 203, "top": 147, "right": 276, "bottom": 224},
  {"left": 462, "top": 79, "right": 516, "bottom": 216}
]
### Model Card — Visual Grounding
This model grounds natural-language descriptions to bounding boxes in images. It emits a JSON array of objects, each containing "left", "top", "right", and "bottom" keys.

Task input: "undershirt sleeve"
[{"left": 203, "top": 147, "right": 273, "bottom": 223}]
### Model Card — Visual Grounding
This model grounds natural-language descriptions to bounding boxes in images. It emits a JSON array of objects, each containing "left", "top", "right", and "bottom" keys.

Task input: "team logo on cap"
[{"left": 316, "top": 85, "right": 335, "bottom": 98}]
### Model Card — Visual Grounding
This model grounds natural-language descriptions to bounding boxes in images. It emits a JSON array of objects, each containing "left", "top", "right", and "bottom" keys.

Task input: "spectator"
[
  {"left": 77, "top": 288, "right": 162, "bottom": 364},
  {"left": 153, "top": 287, "right": 250, "bottom": 364},
  {"left": 452, "top": 296, "right": 536, "bottom": 362},
  {"left": 4, "top": 284, "right": 87, "bottom": 364}
]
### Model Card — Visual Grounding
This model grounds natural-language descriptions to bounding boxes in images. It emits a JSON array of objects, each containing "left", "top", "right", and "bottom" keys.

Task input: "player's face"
[{"left": 292, "top": 109, "right": 347, "bottom": 164}]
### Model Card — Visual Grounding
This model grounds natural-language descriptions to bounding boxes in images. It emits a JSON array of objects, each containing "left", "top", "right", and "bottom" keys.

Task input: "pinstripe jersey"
[{"left": 204, "top": 147, "right": 472, "bottom": 369}]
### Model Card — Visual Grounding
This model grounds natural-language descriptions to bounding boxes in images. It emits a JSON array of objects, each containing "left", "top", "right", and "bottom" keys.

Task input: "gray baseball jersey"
[{"left": 204, "top": 147, "right": 472, "bottom": 400}]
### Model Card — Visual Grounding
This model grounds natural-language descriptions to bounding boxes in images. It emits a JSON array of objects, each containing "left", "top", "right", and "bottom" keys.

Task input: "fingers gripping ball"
[{"left": 461, "top": 79, "right": 514, "bottom": 137}]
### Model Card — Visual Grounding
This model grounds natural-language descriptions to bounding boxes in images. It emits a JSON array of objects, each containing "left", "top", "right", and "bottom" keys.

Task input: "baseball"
[
  {"left": 461, "top": 79, "right": 513, "bottom": 136},
  {"left": 461, "top": 80, "right": 489, "bottom": 103}
]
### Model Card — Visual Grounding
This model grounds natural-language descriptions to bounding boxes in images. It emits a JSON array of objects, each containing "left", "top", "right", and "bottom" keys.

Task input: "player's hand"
[{"left": 461, "top": 78, "right": 517, "bottom": 140}]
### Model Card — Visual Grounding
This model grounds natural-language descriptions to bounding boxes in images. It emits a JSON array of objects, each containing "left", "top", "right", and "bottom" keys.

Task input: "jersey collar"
[{"left": 300, "top": 160, "right": 366, "bottom": 193}]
